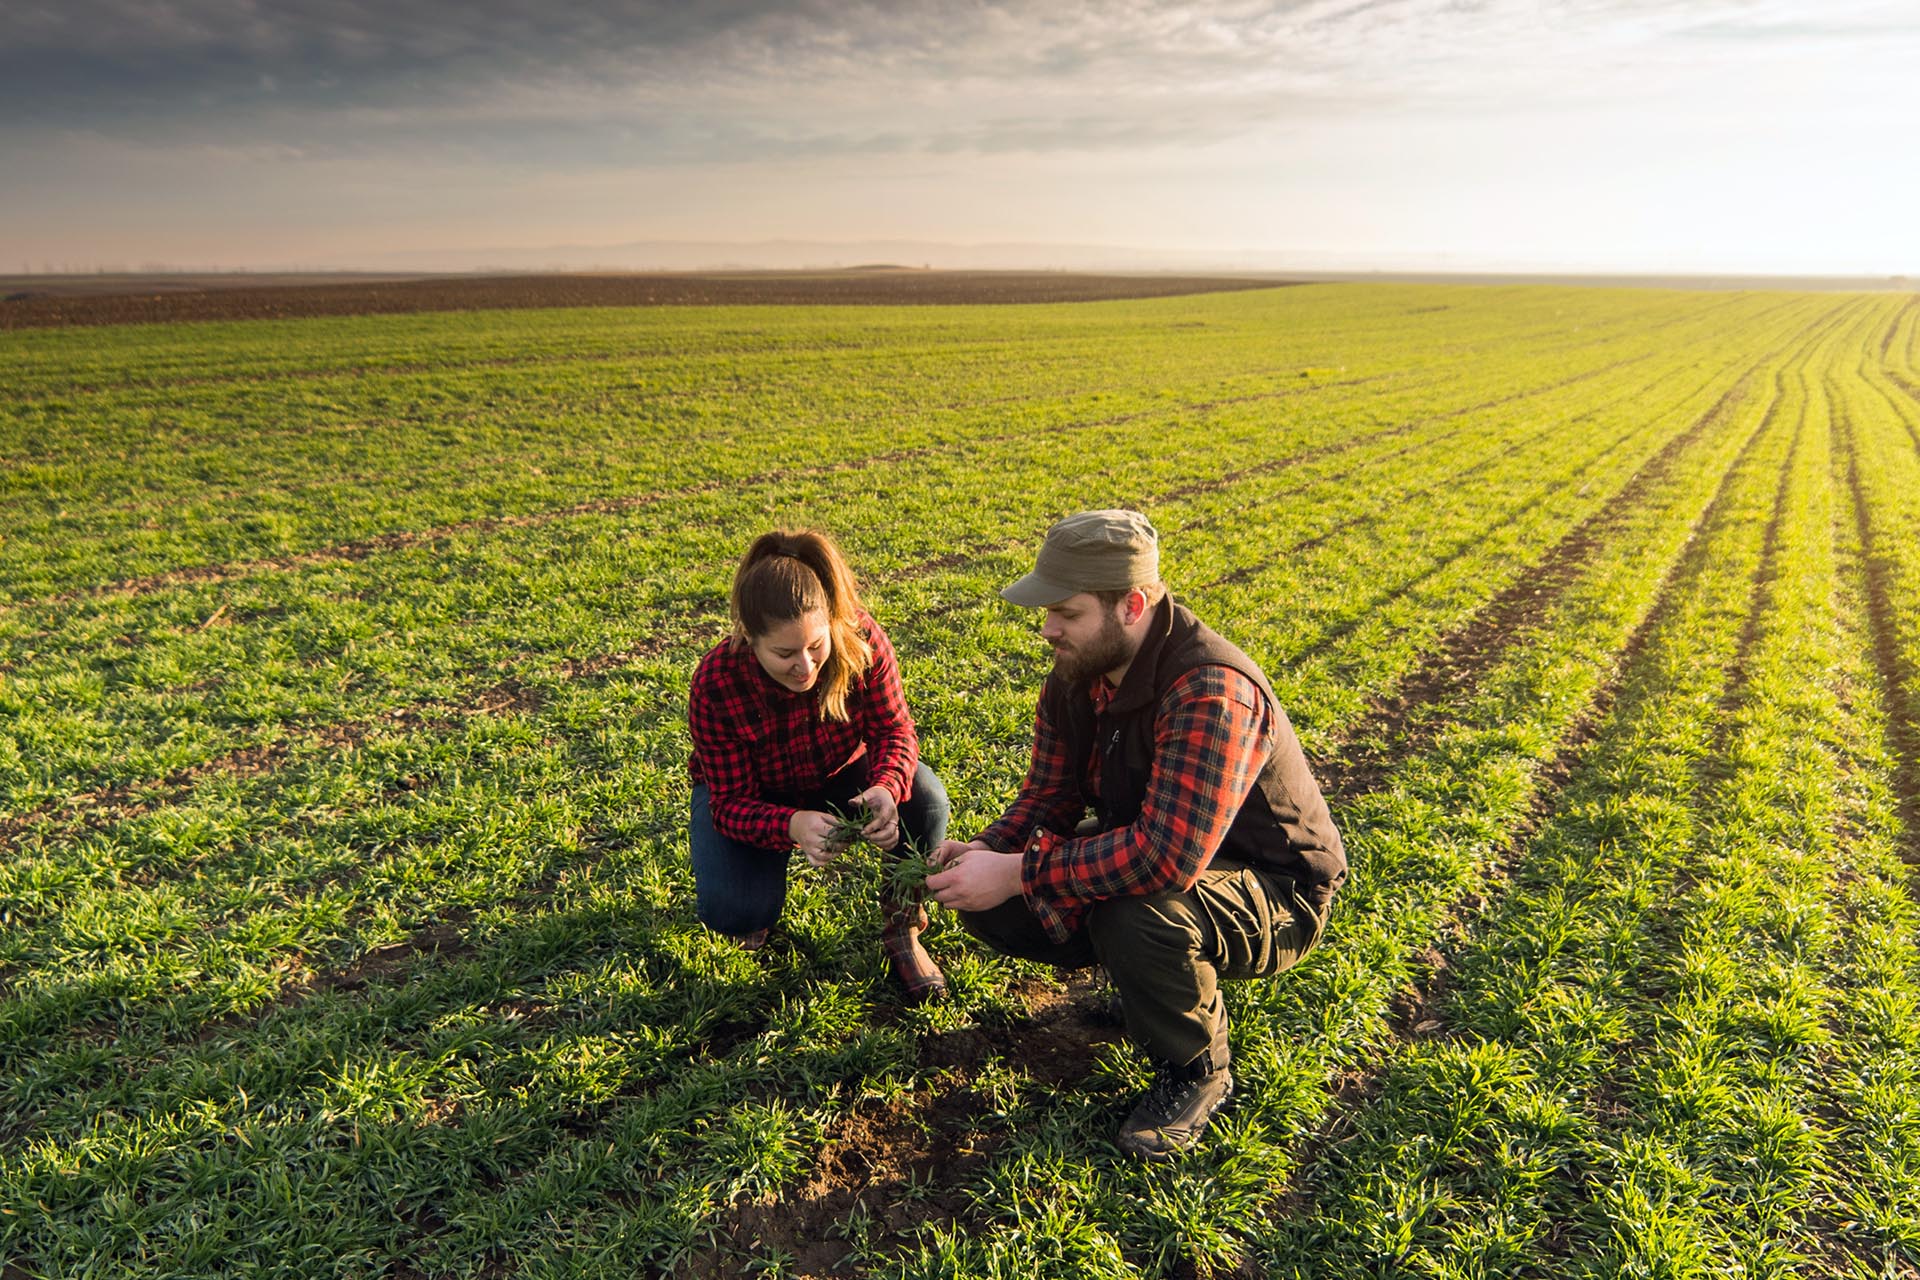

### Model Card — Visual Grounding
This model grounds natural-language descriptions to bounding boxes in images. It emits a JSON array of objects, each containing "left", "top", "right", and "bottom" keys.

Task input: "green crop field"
[{"left": 4, "top": 282, "right": 1919, "bottom": 1279}]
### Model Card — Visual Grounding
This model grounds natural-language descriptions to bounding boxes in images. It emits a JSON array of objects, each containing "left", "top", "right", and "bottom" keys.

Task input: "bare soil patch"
[
  {"left": 0, "top": 270, "right": 1290, "bottom": 330},
  {"left": 677, "top": 971, "right": 1121, "bottom": 1279}
]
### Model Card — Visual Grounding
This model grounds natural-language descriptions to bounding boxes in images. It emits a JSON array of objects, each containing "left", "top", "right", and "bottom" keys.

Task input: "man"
[{"left": 926, "top": 509, "right": 1345, "bottom": 1160}]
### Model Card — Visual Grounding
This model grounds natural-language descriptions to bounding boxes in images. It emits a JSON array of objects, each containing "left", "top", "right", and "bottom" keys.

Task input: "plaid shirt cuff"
[
  {"left": 1019, "top": 829, "right": 1084, "bottom": 942},
  {"left": 711, "top": 796, "right": 800, "bottom": 852},
  {"left": 975, "top": 820, "right": 1021, "bottom": 854}
]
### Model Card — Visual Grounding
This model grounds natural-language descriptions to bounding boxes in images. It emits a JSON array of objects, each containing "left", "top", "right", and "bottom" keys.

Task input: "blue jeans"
[{"left": 690, "top": 761, "right": 951, "bottom": 937}]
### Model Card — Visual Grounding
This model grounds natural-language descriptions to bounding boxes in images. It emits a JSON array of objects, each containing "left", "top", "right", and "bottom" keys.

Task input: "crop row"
[
  {"left": 1254, "top": 298, "right": 1920, "bottom": 1275},
  {"left": 1837, "top": 313, "right": 1920, "bottom": 845},
  {"left": 0, "top": 293, "right": 1831, "bottom": 826},
  {"left": 0, "top": 295, "right": 1830, "bottom": 1051},
  {"left": 2, "top": 294, "right": 1886, "bottom": 1276},
  {"left": 0, "top": 287, "right": 1810, "bottom": 607},
  {"left": 0, "top": 284, "right": 1740, "bottom": 599}
]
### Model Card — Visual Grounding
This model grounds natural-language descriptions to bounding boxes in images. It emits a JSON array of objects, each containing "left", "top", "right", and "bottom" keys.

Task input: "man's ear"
[{"left": 1126, "top": 588, "right": 1147, "bottom": 624}]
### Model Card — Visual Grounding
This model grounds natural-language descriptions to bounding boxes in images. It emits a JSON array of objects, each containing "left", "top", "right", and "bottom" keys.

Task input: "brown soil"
[
  {"left": 0, "top": 270, "right": 1290, "bottom": 330},
  {"left": 674, "top": 972, "right": 1122, "bottom": 1279},
  {"left": 1320, "top": 367, "right": 1758, "bottom": 805},
  {"left": 1880, "top": 296, "right": 1918, "bottom": 359},
  {"left": 1837, "top": 417, "right": 1920, "bottom": 863}
]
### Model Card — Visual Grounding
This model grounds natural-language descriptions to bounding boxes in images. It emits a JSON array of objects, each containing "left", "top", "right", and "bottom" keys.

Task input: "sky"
[{"left": 2, "top": 0, "right": 1916, "bottom": 275}]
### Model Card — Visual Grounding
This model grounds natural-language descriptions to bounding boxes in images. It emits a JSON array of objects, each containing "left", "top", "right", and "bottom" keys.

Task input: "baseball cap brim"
[{"left": 1000, "top": 571, "right": 1080, "bottom": 607}]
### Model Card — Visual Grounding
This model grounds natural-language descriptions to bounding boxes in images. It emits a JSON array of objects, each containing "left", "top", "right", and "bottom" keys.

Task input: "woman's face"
[{"left": 750, "top": 609, "right": 832, "bottom": 693}]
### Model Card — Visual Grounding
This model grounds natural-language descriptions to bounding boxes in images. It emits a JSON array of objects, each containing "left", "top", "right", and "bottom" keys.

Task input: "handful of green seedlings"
[
  {"left": 824, "top": 802, "right": 940, "bottom": 906},
  {"left": 885, "top": 842, "right": 940, "bottom": 908},
  {"left": 825, "top": 802, "right": 878, "bottom": 853}
]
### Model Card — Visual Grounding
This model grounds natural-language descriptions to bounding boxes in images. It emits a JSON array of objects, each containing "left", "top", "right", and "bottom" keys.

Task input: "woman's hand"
[
  {"left": 852, "top": 785, "right": 902, "bottom": 849},
  {"left": 789, "top": 810, "right": 845, "bottom": 868}
]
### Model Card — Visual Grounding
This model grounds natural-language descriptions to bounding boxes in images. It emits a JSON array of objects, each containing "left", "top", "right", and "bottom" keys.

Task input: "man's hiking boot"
[
  {"left": 734, "top": 927, "right": 771, "bottom": 952},
  {"left": 881, "top": 903, "right": 947, "bottom": 1003},
  {"left": 1116, "top": 1054, "right": 1233, "bottom": 1160}
]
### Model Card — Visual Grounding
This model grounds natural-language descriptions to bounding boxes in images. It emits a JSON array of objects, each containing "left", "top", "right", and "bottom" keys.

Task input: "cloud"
[
  {"left": 2, "top": 0, "right": 1915, "bottom": 168},
  {"left": 0, "top": 1, "right": 1360, "bottom": 162}
]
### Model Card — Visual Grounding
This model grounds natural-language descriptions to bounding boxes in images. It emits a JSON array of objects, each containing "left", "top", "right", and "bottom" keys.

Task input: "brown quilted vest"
[{"left": 1044, "top": 596, "right": 1347, "bottom": 908}]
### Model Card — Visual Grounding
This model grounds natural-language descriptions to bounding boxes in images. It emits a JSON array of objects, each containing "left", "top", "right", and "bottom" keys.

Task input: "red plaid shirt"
[
  {"left": 978, "top": 665, "right": 1273, "bottom": 942},
  {"left": 688, "top": 611, "right": 918, "bottom": 849}
]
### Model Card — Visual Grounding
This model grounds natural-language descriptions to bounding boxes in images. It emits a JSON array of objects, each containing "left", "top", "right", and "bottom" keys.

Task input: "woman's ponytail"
[{"left": 729, "top": 529, "right": 873, "bottom": 721}]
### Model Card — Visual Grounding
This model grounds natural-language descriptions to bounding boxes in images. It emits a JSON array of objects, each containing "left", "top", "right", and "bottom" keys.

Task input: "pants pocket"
[{"left": 1205, "top": 867, "right": 1288, "bottom": 981}]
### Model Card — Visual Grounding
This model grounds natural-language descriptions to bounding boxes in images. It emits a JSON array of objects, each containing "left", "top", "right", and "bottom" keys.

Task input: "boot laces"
[{"left": 1140, "top": 1063, "right": 1192, "bottom": 1122}]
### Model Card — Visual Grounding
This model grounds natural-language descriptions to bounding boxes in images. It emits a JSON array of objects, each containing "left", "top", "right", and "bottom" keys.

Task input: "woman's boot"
[{"left": 881, "top": 900, "right": 947, "bottom": 1002}]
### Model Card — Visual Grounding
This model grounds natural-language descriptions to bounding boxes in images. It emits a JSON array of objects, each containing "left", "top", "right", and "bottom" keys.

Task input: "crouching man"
[{"left": 926, "top": 509, "right": 1346, "bottom": 1160}]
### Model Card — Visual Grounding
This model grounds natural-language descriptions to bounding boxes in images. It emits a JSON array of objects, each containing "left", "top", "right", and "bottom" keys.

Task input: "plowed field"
[
  {"left": 3, "top": 284, "right": 1918, "bottom": 1278},
  {"left": 0, "top": 270, "right": 1286, "bottom": 330}
]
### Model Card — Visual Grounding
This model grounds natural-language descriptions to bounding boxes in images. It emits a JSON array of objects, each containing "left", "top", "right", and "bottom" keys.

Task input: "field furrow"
[
  {"left": 3, "top": 285, "right": 1915, "bottom": 1280},
  {"left": 1253, "top": 296, "right": 1920, "bottom": 1276},
  {"left": 0, "top": 293, "right": 1825, "bottom": 1044},
  {"left": 1841, "top": 327, "right": 1920, "bottom": 856},
  {"left": 7, "top": 299, "right": 1805, "bottom": 826}
]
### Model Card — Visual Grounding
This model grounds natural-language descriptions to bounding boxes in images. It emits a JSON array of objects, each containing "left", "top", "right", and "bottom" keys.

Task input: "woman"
[{"left": 687, "top": 528, "right": 950, "bottom": 1001}]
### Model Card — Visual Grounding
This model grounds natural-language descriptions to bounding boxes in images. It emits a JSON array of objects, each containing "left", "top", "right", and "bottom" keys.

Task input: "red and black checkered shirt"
[
  {"left": 978, "top": 665, "right": 1273, "bottom": 942},
  {"left": 688, "top": 611, "right": 919, "bottom": 850}
]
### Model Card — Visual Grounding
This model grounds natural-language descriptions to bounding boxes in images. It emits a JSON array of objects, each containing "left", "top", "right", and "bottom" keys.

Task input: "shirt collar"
[{"left": 1088, "top": 674, "right": 1118, "bottom": 713}]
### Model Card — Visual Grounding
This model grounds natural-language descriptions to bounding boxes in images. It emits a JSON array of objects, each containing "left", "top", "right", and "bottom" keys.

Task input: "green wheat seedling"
[
  {"left": 822, "top": 802, "right": 937, "bottom": 906},
  {"left": 7, "top": 285, "right": 1917, "bottom": 1278},
  {"left": 882, "top": 838, "right": 939, "bottom": 909},
  {"left": 824, "top": 801, "right": 877, "bottom": 853}
]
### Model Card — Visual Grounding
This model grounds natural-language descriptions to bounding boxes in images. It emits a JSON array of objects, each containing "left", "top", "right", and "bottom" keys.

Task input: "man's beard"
[{"left": 1052, "top": 613, "right": 1132, "bottom": 683}]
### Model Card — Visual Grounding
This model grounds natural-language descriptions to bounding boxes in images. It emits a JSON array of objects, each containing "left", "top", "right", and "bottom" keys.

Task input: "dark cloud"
[
  {"left": 0, "top": 0, "right": 1344, "bottom": 158},
  {"left": 5, "top": 1, "right": 1905, "bottom": 162},
  {"left": 0, "top": 0, "right": 840, "bottom": 123}
]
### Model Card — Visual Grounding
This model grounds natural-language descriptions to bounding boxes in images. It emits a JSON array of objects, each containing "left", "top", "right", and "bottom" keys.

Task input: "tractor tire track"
[
  {"left": 1314, "top": 303, "right": 1846, "bottom": 805},
  {"left": 1193, "top": 348, "right": 1724, "bottom": 603},
  {"left": 1321, "top": 370, "right": 1760, "bottom": 802},
  {"left": 1879, "top": 294, "right": 1919, "bottom": 361},
  {"left": 1835, "top": 411, "right": 1920, "bottom": 863}
]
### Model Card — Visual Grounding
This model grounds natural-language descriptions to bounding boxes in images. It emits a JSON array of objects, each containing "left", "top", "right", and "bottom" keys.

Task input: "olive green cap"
[{"left": 1001, "top": 509, "right": 1160, "bottom": 607}]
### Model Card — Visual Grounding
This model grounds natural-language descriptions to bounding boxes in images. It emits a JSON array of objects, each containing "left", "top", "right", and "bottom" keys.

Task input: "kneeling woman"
[{"left": 687, "top": 529, "right": 950, "bottom": 1000}]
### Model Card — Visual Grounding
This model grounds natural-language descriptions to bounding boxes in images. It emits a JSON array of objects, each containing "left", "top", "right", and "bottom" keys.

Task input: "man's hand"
[
  {"left": 789, "top": 810, "right": 845, "bottom": 868},
  {"left": 932, "top": 837, "right": 993, "bottom": 868},
  {"left": 852, "top": 785, "right": 901, "bottom": 849},
  {"left": 926, "top": 846, "right": 1024, "bottom": 913}
]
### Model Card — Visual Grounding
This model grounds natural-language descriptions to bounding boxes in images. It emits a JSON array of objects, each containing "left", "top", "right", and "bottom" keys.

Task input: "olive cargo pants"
[{"left": 956, "top": 863, "right": 1329, "bottom": 1069}]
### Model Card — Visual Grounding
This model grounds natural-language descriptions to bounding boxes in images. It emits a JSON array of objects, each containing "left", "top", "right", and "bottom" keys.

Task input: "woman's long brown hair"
[{"left": 729, "top": 529, "right": 874, "bottom": 722}]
